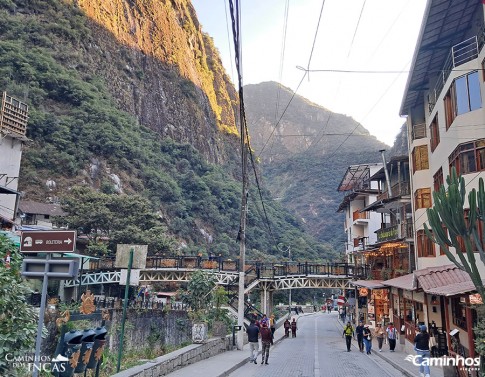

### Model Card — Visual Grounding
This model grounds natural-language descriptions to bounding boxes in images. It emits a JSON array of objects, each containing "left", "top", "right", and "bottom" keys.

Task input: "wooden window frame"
[
  {"left": 448, "top": 139, "right": 485, "bottom": 176},
  {"left": 444, "top": 87, "right": 456, "bottom": 130},
  {"left": 412, "top": 145, "right": 429, "bottom": 173},
  {"left": 414, "top": 188, "right": 432, "bottom": 209},
  {"left": 416, "top": 229, "right": 436, "bottom": 257},
  {"left": 429, "top": 114, "right": 440, "bottom": 152},
  {"left": 433, "top": 167, "right": 443, "bottom": 192}
]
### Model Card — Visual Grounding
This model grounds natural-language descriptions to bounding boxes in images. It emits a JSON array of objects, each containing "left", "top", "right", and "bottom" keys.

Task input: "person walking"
[
  {"left": 355, "top": 320, "right": 365, "bottom": 352},
  {"left": 375, "top": 324, "right": 385, "bottom": 352},
  {"left": 290, "top": 318, "right": 298, "bottom": 337},
  {"left": 246, "top": 320, "right": 260, "bottom": 364},
  {"left": 269, "top": 314, "right": 276, "bottom": 337},
  {"left": 342, "top": 321, "right": 354, "bottom": 352},
  {"left": 283, "top": 318, "right": 291, "bottom": 338},
  {"left": 386, "top": 322, "right": 398, "bottom": 352},
  {"left": 414, "top": 325, "right": 431, "bottom": 377},
  {"left": 362, "top": 324, "right": 373, "bottom": 354},
  {"left": 260, "top": 321, "right": 273, "bottom": 365}
]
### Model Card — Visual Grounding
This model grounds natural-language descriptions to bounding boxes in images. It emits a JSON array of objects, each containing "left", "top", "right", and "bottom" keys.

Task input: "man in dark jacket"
[
  {"left": 355, "top": 320, "right": 365, "bottom": 352},
  {"left": 414, "top": 325, "right": 431, "bottom": 377},
  {"left": 283, "top": 318, "right": 291, "bottom": 337},
  {"left": 260, "top": 322, "right": 273, "bottom": 365},
  {"left": 246, "top": 320, "right": 260, "bottom": 364}
]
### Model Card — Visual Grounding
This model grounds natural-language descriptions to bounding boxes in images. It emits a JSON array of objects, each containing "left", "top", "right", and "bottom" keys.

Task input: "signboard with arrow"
[{"left": 20, "top": 230, "right": 76, "bottom": 253}]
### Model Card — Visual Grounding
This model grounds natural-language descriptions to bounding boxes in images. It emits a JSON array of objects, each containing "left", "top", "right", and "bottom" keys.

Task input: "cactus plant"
[{"left": 424, "top": 167, "right": 485, "bottom": 303}]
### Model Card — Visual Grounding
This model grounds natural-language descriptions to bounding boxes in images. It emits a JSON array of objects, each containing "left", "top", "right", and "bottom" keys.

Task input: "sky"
[{"left": 191, "top": 0, "right": 428, "bottom": 146}]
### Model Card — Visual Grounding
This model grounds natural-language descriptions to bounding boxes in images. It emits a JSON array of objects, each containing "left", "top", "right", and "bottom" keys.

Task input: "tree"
[
  {"left": 178, "top": 270, "right": 216, "bottom": 321},
  {"left": 424, "top": 168, "right": 485, "bottom": 302},
  {"left": 0, "top": 235, "right": 37, "bottom": 374}
]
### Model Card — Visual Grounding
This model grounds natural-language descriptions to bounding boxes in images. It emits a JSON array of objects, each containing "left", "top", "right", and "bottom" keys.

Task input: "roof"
[
  {"left": 18, "top": 201, "right": 66, "bottom": 216},
  {"left": 0, "top": 185, "right": 19, "bottom": 195},
  {"left": 400, "top": 0, "right": 482, "bottom": 115},
  {"left": 383, "top": 273, "right": 415, "bottom": 291},
  {"left": 337, "top": 164, "right": 375, "bottom": 192},
  {"left": 414, "top": 264, "right": 479, "bottom": 296},
  {"left": 350, "top": 280, "right": 386, "bottom": 289}
]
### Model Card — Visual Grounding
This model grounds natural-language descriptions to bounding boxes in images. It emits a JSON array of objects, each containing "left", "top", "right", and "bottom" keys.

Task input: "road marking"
[{"left": 314, "top": 316, "right": 320, "bottom": 377}]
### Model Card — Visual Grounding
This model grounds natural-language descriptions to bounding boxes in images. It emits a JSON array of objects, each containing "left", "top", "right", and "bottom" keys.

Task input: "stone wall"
[
  {"left": 109, "top": 309, "right": 192, "bottom": 352},
  {"left": 111, "top": 336, "right": 233, "bottom": 377},
  {"left": 44, "top": 308, "right": 191, "bottom": 357}
]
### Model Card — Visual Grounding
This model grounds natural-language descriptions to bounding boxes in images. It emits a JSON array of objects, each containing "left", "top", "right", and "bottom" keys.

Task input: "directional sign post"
[
  {"left": 20, "top": 230, "right": 76, "bottom": 253},
  {"left": 20, "top": 230, "right": 78, "bottom": 377}
]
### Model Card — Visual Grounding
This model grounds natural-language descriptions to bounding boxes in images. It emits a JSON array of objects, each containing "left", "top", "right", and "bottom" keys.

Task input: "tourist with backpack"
[{"left": 342, "top": 321, "right": 354, "bottom": 351}]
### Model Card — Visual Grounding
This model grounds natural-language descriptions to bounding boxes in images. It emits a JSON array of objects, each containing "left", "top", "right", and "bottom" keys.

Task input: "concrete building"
[
  {"left": 0, "top": 92, "right": 29, "bottom": 229},
  {"left": 398, "top": 0, "right": 485, "bottom": 363},
  {"left": 337, "top": 163, "right": 383, "bottom": 266}
]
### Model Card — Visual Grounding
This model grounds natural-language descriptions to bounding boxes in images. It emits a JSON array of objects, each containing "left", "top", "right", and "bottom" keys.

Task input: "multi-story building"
[
  {"left": 0, "top": 92, "right": 29, "bottom": 229},
  {"left": 337, "top": 163, "right": 383, "bottom": 267},
  {"left": 399, "top": 0, "right": 485, "bottom": 360},
  {"left": 361, "top": 155, "right": 415, "bottom": 281}
]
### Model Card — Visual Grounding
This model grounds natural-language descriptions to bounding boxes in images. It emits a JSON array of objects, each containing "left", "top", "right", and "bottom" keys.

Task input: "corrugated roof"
[
  {"left": 351, "top": 280, "right": 386, "bottom": 289},
  {"left": 424, "top": 280, "right": 478, "bottom": 297},
  {"left": 383, "top": 273, "right": 415, "bottom": 291},
  {"left": 18, "top": 200, "right": 66, "bottom": 216},
  {"left": 400, "top": 0, "right": 482, "bottom": 115}
]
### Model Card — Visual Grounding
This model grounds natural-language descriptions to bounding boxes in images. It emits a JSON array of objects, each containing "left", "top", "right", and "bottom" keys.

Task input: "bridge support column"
[{"left": 259, "top": 288, "right": 274, "bottom": 315}]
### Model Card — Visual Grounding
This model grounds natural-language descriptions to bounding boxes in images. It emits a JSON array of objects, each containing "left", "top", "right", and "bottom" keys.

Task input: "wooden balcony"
[{"left": 352, "top": 210, "right": 369, "bottom": 222}]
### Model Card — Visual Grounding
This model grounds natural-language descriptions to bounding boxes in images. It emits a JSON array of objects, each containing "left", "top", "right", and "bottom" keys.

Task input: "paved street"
[{"left": 228, "top": 313, "right": 405, "bottom": 377}]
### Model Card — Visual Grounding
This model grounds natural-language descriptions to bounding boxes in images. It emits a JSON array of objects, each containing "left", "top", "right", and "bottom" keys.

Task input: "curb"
[
  {"left": 335, "top": 318, "right": 414, "bottom": 377},
  {"left": 215, "top": 318, "right": 293, "bottom": 377}
]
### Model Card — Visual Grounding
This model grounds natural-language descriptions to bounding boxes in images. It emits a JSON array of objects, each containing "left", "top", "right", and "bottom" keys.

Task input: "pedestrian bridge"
[{"left": 64, "top": 255, "right": 369, "bottom": 293}]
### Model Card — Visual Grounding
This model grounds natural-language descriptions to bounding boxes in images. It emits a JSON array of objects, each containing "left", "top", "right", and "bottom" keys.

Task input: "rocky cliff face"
[{"left": 70, "top": 0, "right": 239, "bottom": 164}]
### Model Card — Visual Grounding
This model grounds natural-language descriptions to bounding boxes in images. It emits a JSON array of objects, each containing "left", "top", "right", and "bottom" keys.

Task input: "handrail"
[{"left": 87, "top": 256, "right": 369, "bottom": 279}]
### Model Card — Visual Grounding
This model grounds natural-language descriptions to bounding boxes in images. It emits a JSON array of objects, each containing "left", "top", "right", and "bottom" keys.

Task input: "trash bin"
[
  {"left": 58, "top": 330, "right": 83, "bottom": 377},
  {"left": 87, "top": 326, "right": 108, "bottom": 370},
  {"left": 74, "top": 328, "right": 96, "bottom": 373}
]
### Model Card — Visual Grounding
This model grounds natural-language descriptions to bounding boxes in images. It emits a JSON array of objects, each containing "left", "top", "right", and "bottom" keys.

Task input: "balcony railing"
[
  {"left": 352, "top": 210, "right": 369, "bottom": 222},
  {"left": 377, "top": 181, "right": 410, "bottom": 201},
  {"left": 411, "top": 123, "right": 426, "bottom": 140},
  {"left": 428, "top": 30, "right": 483, "bottom": 112}
]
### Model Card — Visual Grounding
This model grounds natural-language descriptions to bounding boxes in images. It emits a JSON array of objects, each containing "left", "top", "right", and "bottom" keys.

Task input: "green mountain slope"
[
  {"left": 244, "top": 82, "right": 389, "bottom": 249},
  {"left": 0, "top": 0, "right": 336, "bottom": 261}
]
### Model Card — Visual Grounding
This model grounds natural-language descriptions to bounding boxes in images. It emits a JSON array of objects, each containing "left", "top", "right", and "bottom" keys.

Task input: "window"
[
  {"left": 416, "top": 229, "right": 436, "bottom": 257},
  {"left": 456, "top": 209, "right": 484, "bottom": 253},
  {"left": 451, "top": 298, "right": 467, "bottom": 330},
  {"left": 444, "top": 87, "right": 456, "bottom": 130},
  {"left": 449, "top": 139, "right": 485, "bottom": 176},
  {"left": 414, "top": 188, "right": 432, "bottom": 209},
  {"left": 429, "top": 115, "right": 440, "bottom": 152},
  {"left": 412, "top": 145, "right": 429, "bottom": 173},
  {"left": 455, "top": 71, "right": 482, "bottom": 115},
  {"left": 433, "top": 168, "right": 443, "bottom": 192}
]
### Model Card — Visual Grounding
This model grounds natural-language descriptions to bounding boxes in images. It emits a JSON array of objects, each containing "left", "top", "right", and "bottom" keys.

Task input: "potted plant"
[{"left": 178, "top": 270, "right": 216, "bottom": 343}]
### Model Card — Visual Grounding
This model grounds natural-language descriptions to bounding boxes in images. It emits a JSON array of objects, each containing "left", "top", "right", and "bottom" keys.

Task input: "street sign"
[
  {"left": 22, "top": 257, "right": 80, "bottom": 278},
  {"left": 20, "top": 230, "right": 76, "bottom": 253}
]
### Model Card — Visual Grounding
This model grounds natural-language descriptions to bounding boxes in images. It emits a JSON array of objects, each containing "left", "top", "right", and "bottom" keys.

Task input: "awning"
[
  {"left": 414, "top": 264, "right": 479, "bottom": 297},
  {"left": 383, "top": 273, "right": 415, "bottom": 291},
  {"left": 351, "top": 280, "right": 386, "bottom": 289},
  {"left": 424, "top": 281, "right": 479, "bottom": 297}
]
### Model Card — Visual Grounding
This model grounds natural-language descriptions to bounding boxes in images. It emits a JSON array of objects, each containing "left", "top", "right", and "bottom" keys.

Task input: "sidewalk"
[
  {"left": 335, "top": 318, "right": 443, "bottom": 377},
  {"left": 165, "top": 314, "right": 298, "bottom": 377}
]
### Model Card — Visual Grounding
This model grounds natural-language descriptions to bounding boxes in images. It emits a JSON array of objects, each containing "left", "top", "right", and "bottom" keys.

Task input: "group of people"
[
  {"left": 342, "top": 320, "right": 432, "bottom": 377},
  {"left": 342, "top": 320, "right": 398, "bottom": 354},
  {"left": 246, "top": 314, "right": 276, "bottom": 365},
  {"left": 246, "top": 315, "right": 298, "bottom": 365}
]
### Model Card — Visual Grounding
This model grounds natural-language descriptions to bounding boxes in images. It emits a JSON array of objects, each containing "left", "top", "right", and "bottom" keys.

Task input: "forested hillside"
[
  {"left": 0, "top": 0, "right": 336, "bottom": 261},
  {"left": 244, "top": 82, "right": 390, "bottom": 249}
]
